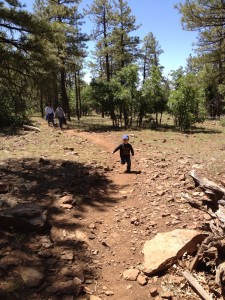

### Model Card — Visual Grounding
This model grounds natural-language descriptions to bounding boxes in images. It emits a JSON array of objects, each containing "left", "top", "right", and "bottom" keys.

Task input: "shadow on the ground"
[
  {"left": 0, "top": 157, "right": 122, "bottom": 299},
  {"left": 123, "top": 170, "right": 141, "bottom": 174},
  {"left": 67, "top": 120, "right": 223, "bottom": 135},
  {"left": 154, "top": 124, "right": 222, "bottom": 134},
  {"left": 0, "top": 127, "right": 26, "bottom": 137}
]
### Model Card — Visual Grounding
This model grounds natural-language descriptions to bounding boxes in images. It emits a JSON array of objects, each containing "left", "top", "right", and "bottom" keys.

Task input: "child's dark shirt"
[{"left": 113, "top": 143, "right": 134, "bottom": 158}]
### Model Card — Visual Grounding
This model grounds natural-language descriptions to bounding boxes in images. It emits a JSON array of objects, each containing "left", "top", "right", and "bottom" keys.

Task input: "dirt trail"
[
  {"left": 65, "top": 129, "right": 146, "bottom": 300},
  {"left": 66, "top": 129, "right": 139, "bottom": 186},
  {"left": 1, "top": 119, "right": 219, "bottom": 300}
]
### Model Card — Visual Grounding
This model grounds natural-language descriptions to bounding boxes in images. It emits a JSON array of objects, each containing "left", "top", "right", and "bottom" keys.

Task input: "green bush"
[
  {"left": 0, "top": 113, "right": 30, "bottom": 127},
  {"left": 220, "top": 118, "right": 225, "bottom": 127}
]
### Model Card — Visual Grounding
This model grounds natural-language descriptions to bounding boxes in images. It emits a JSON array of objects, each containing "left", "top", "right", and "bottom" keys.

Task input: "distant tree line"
[{"left": 0, "top": 0, "right": 225, "bottom": 131}]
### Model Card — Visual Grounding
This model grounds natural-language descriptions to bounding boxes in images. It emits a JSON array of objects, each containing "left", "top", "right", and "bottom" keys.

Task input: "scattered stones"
[
  {"left": 157, "top": 190, "right": 165, "bottom": 196},
  {"left": 61, "top": 250, "right": 74, "bottom": 260},
  {"left": 123, "top": 268, "right": 139, "bottom": 281},
  {"left": 104, "top": 290, "right": 114, "bottom": 296},
  {"left": 137, "top": 274, "right": 148, "bottom": 286},
  {"left": 161, "top": 291, "right": 174, "bottom": 299},
  {"left": 168, "top": 275, "right": 184, "bottom": 285},
  {"left": 20, "top": 267, "right": 44, "bottom": 288},
  {"left": 0, "top": 183, "right": 9, "bottom": 193},
  {"left": 0, "top": 125, "right": 219, "bottom": 300},
  {"left": 130, "top": 217, "right": 140, "bottom": 225},
  {"left": 90, "top": 296, "right": 102, "bottom": 300},
  {"left": 0, "top": 203, "right": 47, "bottom": 231},
  {"left": 149, "top": 287, "right": 159, "bottom": 297},
  {"left": 203, "top": 213, "right": 212, "bottom": 221},
  {"left": 89, "top": 223, "right": 97, "bottom": 229},
  {"left": 53, "top": 277, "right": 82, "bottom": 297},
  {"left": 45, "top": 285, "right": 58, "bottom": 294}
]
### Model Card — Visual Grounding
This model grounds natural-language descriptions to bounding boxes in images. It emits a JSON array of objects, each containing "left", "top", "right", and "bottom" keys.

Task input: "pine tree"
[
  {"left": 110, "top": 0, "right": 140, "bottom": 72},
  {"left": 0, "top": 0, "right": 57, "bottom": 124},
  {"left": 141, "top": 32, "right": 164, "bottom": 83},
  {"left": 176, "top": 0, "right": 225, "bottom": 117},
  {"left": 85, "top": 0, "right": 113, "bottom": 81},
  {"left": 34, "top": 0, "right": 87, "bottom": 120}
]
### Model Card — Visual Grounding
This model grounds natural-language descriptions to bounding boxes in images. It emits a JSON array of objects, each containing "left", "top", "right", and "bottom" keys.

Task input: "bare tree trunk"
[
  {"left": 74, "top": 71, "right": 80, "bottom": 121},
  {"left": 40, "top": 90, "right": 44, "bottom": 118},
  {"left": 60, "top": 68, "right": 70, "bottom": 122},
  {"left": 78, "top": 70, "right": 82, "bottom": 119}
]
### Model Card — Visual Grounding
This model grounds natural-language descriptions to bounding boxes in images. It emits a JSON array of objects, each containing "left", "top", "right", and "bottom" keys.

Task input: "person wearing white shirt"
[{"left": 45, "top": 103, "right": 55, "bottom": 127}]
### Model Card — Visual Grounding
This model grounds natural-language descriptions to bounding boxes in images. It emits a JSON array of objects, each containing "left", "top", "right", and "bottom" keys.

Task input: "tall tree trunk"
[
  {"left": 60, "top": 68, "right": 70, "bottom": 121},
  {"left": 78, "top": 70, "right": 82, "bottom": 119},
  {"left": 74, "top": 71, "right": 79, "bottom": 120},
  {"left": 143, "top": 47, "right": 147, "bottom": 83},
  {"left": 103, "top": 6, "right": 110, "bottom": 82},
  {"left": 53, "top": 73, "right": 58, "bottom": 108},
  {"left": 40, "top": 90, "right": 44, "bottom": 118},
  {"left": 155, "top": 112, "right": 158, "bottom": 127},
  {"left": 159, "top": 111, "right": 163, "bottom": 125}
]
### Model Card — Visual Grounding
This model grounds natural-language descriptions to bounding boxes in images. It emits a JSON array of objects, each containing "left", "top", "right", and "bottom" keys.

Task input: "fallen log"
[
  {"left": 215, "top": 261, "right": 225, "bottom": 285},
  {"left": 186, "top": 170, "right": 225, "bottom": 296},
  {"left": 181, "top": 192, "right": 215, "bottom": 218},
  {"left": 189, "top": 170, "right": 225, "bottom": 200},
  {"left": 188, "top": 171, "right": 225, "bottom": 236},
  {"left": 182, "top": 270, "right": 213, "bottom": 300},
  {"left": 189, "top": 235, "right": 222, "bottom": 272},
  {"left": 23, "top": 124, "right": 41, "bottom": 132}
]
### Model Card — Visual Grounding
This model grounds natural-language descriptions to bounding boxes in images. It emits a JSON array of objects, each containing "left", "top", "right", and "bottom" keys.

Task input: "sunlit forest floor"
[{"left": 0, "top": 115, "right": 225, "bottom": 299}]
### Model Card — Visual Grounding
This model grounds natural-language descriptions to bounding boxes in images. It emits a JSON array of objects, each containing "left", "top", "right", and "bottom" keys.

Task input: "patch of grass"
[
  {"left": 70, "top": 115, "right": 115, "bottom": 132},
  {"left": 220, "top": 118, "right": 225, "bottom": 127}
]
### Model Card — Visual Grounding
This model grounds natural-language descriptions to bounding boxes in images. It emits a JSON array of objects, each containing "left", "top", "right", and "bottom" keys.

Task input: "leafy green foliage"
[
  {"left": 176, "top": 0, "right": 225, "bottom": 117},
  {"left": 141, "top": 66, "right": 168, "bottom": 127},
  {"left": 168, "top": 71, "right": 206, "bottom": 131},
  {"left": 0, "top": 0, "right": 59, "bottom": 124},
  {"left": 220, "top": 118, "right": 225, "bottom": 127},
  {"left": 110, "top": 64, "right": 139, "bottom": 127}
]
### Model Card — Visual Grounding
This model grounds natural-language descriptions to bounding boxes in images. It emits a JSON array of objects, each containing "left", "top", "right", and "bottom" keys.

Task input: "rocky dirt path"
[
  {"left": 65, "top": 130, "right": 146, "bottom": 300},
  {"left": 63, "top": 129, "right": 206, "bottom": 300},
  {"left": 1, "top": 120, "right": 222, "bottom": 300}
]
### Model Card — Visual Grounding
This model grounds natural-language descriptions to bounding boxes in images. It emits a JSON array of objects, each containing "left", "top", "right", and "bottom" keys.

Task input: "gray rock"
[
  {"left": 137, "top": 274, "right": 148, "bottom": 286},
  {"left": 149, "top": 287, "right": 159, "bottom": 297},
  {"left": 20, "top": 267, "right": 44, "bottom": 288},
  {"left": 123, "top": 268, "right": 139, "bottom": 281},
  {"left": 0, "top": 203, "right": 47, "bottom": 231},
  {"left": 143, "top": 229, "right": 207, "bottom": 275}
]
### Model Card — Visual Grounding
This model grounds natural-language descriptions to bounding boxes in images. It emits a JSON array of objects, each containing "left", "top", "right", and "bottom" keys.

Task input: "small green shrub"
[{"left": 220, "top": 118, "right": 225, "bottom": 127}]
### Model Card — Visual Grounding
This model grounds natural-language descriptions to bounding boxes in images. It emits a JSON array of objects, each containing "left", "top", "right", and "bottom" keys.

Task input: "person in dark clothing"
[
  {"left": 54, "top": 105, "right": 65, "bottom": 129},
  {"left": 112, "top": 134, "right": 134, "bottom": 173}
]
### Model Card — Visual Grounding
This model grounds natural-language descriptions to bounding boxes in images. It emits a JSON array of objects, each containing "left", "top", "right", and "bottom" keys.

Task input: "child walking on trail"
[{"left": 112, "top": 134, "right": 134, "bottom": 173}]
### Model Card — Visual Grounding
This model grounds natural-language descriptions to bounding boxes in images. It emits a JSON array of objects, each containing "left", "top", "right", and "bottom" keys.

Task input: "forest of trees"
[{"left": 1, "top": 0, "right": 225, "bottom": 131}]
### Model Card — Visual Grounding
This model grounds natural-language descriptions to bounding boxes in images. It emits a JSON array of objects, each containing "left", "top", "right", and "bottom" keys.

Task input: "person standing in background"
[
  {"left": 55, "top": 105, "right": 65, "bottom": 129},
  {"left": 45, "top": 103, "right": 55, "bottom": 127}
]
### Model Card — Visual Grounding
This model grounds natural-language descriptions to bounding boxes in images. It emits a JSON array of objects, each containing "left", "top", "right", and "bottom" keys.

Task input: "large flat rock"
[
  {"left": 0, "top": 203, "right": 47, "bottom": 231},
  {"left": 142, "top": 229, "right": 207, "bottom": 275}
]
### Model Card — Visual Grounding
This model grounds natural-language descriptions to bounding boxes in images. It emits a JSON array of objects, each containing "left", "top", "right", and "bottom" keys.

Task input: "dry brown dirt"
[{"left": 0, "top": 117, "right": 225, "bottom": 300}]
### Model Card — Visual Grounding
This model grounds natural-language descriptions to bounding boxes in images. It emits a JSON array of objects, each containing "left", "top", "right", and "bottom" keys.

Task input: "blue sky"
[{"left": 23, "top": 0, "right": 197, "bottom": 79}]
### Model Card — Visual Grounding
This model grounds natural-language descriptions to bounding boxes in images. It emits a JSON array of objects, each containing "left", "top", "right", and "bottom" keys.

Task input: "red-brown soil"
[{"left": 0, "top": 117, "right": 225, "bottom": 299}]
